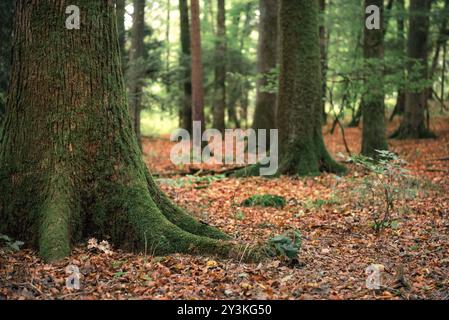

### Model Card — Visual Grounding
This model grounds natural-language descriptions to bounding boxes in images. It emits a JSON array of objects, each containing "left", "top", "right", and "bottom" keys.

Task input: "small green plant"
[
  {"left": 0, "top": 234, "right": 24, "bottom": 251},
  {"left": 351, "top": 150, "right": 416, "bottom": 233},
  {"left": 241, "top": 194, "right": 286, "bottom": 208},
  {"left": 267, "top": 230, "right": 302, "bottom": 260}
]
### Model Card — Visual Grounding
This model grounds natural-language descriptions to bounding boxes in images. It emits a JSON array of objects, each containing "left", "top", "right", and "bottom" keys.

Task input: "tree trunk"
[
  {"left": 190, "top": 0, "right": 205, "bottom": 128},
  {"left": 390, "top": 0, "right": 406, "bottom": 122},
  {"left": 319, "top": 0, "right": 328, "bottom": 124},
  {"left": 361, "top": 0, "right": 388, "bottom": 157},
  {"left": 277, "top": 0, "right": 345, "bottom": 176},
  {"left": 0, "top": 0, "right": 246, "bottom": 263},
  {"left": 115, "top": 0, "right": 127, "bottom": 72},
  {"left": 0, "top": 0, "right": 12, "bottom": 125},
  {"left": 252, "top": 0, "right": 278, "bottom": 133},
  {"left": 179, "top": 0, "right": 193, "bottom": 133},
  {"left": 213, "top": 0, "right": 226, "bottom": 133},
  {"left": 127, "top": 0, "right": 146, "bottom": 149},
  {"left": 393, "top": 0, "right": 435, "bottom": 139}
]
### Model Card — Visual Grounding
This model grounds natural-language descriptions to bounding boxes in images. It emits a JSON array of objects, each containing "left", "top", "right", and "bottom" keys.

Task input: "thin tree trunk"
[
  {"left": 213, "top": 0, "right": 226, "bottom": 133},
  {"left": 390, "top": 0, "right": 406, "bottom": 122},
  {"left": 277, "top": 0, "right": 345, "bottom": 176},
  {"left": 0, "top": 0, "right": 242, "bottom": 263},
  {"left": 179, "top": 0, "right": 192, "bottom": 133},
  {"left": 252, "top": 0, "right": 278, "bottom": 133},
  {"left": 127, "top": 0, "right": 146, "bottom": 149},
  {"left": 190, "top": 0, "right": 205, "bottom": 131},
  {"left": 319, "top": 0, "right": 328, "bottom": 124}
]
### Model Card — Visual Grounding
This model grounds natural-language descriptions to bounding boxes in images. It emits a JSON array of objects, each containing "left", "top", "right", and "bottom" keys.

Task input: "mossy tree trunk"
[
  {"left": 179, "top": 0, "right": 193, "bottom": 134},
  {"left": 213, "top": 0, "right": 226, "bottom": 133},
  {"left": 392, "top": 0, "right": 435, "bottom": 139},
  {"left": 0, "top": 0, "right": 247, "bottom": 263},
  {"left": 252, "top": 0, "right": 278, "bottom": 134},
  {"left": 115, "top": 0, "right": 127, "bottom": 72},
  {"left": 276, "top": 0, "right": 345, "bottom": 176},
  {"left": 361, "top": 0, "right": 388, "bottom": 157},
  {"left": 127, "top": 0, "right": 145, "bottom": 150}
]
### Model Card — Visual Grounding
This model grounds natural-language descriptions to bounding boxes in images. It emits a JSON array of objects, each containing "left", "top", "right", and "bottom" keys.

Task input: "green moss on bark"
[{"left": 0, "top": 0, "right": 252, "bottom": 263}]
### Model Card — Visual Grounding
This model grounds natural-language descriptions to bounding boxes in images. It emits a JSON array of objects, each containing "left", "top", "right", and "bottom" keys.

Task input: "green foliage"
[
  {"left": 258, "top": 66, "right": 279, "bottom": 94},
  {"left": 241, "top": 194, "right": 286, "bottom": 208},
  {"left": 0, "top": 234, "right": 24, "bottom": 252},
  {"left": 350, "top": 150, "right": 418, "bottom": 232},
  {"left": 267, "top": 230, "right": 302, "bottom": 260}
]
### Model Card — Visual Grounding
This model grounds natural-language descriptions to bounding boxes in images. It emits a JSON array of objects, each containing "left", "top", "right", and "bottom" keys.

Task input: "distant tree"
[
  {"left": 0, "top": 0, "right": 239, "bottom": 263},
  {"left": 361, "top": 0, "right": 388, "bottom": 157},
  {"left": 190, "top": 0, "right": 205, "bottom": 129},
  {"left": 213, "top": 0, "right": 227, "bottom": 133},
  {"left": 393, "top": 0, "right": 435, "bottom": 139},
  {"left": 252, "top": 0, "right": 278, "bottom": 134},
  {"left": 277, "top": 0, "right": 345, "bottom": 175},
  {"left": 179, "top": 0, "right": 193, "bottom": 133},
  {"left": 127, "top": 0, "right": 146, "bottom": 149}
]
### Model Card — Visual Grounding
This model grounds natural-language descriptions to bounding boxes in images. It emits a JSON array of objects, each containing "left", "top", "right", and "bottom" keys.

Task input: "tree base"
[{"left": 390, "top": 124, "right": 437, "bottom": 140}]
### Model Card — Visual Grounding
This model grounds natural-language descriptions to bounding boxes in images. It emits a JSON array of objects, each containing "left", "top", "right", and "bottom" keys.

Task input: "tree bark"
[
  {"left": 319, "top": 0, "right": 328, "bottom": 124},
  {"left": 115, "top": 0, "right": 127, "bottom": 72},
  {"left": 393, "top": 0, "right": 435, "bottom": 139},
  {"left": 179, "top": 0, "right": 193, "bottom": 133},
  {"left": 277, "top": 0, "right": 345, "bottom": 176},
  {"left": 0, "top": 0, "right": 247, "bottom": 263},
  {"left": 190, "top": 0, "right": 205, "bottom": 129},
  {"left": 361, "top": 0, "right": 388, "bottom": 157},
  {"left": 252, "top": 0, "right": 278, "bottom": 133},
  {"left": 390, "top": 0, "right": 406, "bottom": 122},
  {"left": 127, "top": 0, "right": 146, "bottom": 149},
  {"left": 213, "top": 0, "right": 226, "bottom": 133}
]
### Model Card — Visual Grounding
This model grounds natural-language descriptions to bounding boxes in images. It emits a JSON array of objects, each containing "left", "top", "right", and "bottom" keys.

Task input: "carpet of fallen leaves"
[{"left": 1, "top": 116, "right": 448, "bottom": 300}]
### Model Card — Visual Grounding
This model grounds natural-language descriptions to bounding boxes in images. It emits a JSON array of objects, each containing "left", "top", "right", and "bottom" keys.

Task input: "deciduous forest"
[{"left": 0, "top": 0, "right": 448, "bottom": 301}]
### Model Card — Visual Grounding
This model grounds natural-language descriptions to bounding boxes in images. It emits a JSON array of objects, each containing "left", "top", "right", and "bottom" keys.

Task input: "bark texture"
[
  {"left": 190, "top": 0, "right": 205, "bottom": 126},
  {"left": 393, "top": 0, "right": 435, "bottom": 139},
  {"left": 213, "top": 0, "right": 226, "bottom": 133},
  {"left": 276, "top": 0, "right": 345, "bottom": 176},
  {"left": 0, "top": 0, "right": 248, "bottom": 263},
  {"left": 252, "top": 0, "right": 278, "bottom": 132},
  {"left": 361, "top": 0, "right": 388, "bottom": 157},
  {"left": 127, "top": 0, "right": 146, "bottom": 149},
  {"left": 179, "top": 0, "right": 192, "bottom": 133}
]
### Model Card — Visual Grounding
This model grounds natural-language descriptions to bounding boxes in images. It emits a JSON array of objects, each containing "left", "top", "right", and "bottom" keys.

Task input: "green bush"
[
  {"left": 267, "top": 230, "right": 302, "bottom": 260},
  {"left": 241, "top": 194, "right": 286, "bottom": 208}
]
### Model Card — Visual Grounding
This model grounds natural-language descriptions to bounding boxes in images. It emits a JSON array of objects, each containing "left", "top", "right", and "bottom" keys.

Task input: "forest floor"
[{"left": 1, "top": 116, "right": 448, "bottom": 300}]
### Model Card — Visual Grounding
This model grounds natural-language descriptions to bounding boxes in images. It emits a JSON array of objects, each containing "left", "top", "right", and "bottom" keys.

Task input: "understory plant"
[{"left": 351, "top": 150, "right": 419, "bottom": 233}]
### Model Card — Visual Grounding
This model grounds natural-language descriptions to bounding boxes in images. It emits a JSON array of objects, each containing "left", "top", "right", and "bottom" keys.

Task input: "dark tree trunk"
[
  {"left": 390, "top": 0, "right": 406, "bottom": 122},
  {"left": 393, "top": 0, "right": 435, "bottom": 139},
  {"left": 0, "top": 0, "right": 12, "bottom": 125},
  {"left": 319, "top": 0, "right": 328, "bottom": 124},
  {"left": 115, "top": 0, "right": 127, "bottom": 72},
  {"left": 179, "top": 0, "right": 192, "bottom": 133},
  {"left": 127, "top": 0, "right": 146, "bottom": 149},
  {"left": 0, "top": 0, "right": 243, "bottom": 263},
  {"left": 252, "top": 0, "right": 278, "bottom": 133},
  {"left": 361, "top": 0, "right": 388, "bottom": 157},
  {"left": 213, "top": 0, "right": 226, "bottom": 133},
  {"left": 277, "top": 0, "right": 345, "bottom": 176},
  {"left": 190, "top": 0, "right": 205, "bottom": 128}
]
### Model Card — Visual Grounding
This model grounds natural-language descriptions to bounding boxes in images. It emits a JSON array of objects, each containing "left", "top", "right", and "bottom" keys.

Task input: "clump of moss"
[{"left": 241, "top": 194, "right": 286, "bottom": 208}]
